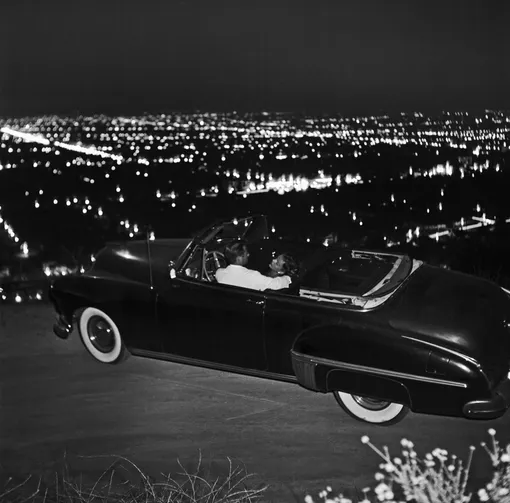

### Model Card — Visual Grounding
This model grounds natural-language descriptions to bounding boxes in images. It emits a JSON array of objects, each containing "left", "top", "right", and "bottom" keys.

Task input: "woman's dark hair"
[
  {"left": 224, "top": 240, "right": 248, "bottom": 264},
  {"left": 279, "top": 253, "right": 300, "bottom": 278}
]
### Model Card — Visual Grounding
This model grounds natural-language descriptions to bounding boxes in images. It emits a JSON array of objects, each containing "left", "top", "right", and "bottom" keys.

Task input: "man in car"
[{"left": 216, "top": 241, "right": 292, "bottom": 291}]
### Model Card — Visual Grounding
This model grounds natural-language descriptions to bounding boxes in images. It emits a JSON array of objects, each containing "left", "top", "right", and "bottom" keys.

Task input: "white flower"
[
  {"left": 499, "top": 488, "right": 510, "bottom": 496},
  {"left": 447, "top": 464, "right": 455, "bottom": 472},
  {"left": 361, "top": 435, "right": 370, "bottom": 444},
  {"left": 488, "top": 428, "right": 496, "bottom": 436},
  {"left": 326, "top": 486, "right": 332, "bottom": 492},
  {"left": 384, "top": 491, "right": 394, "bottom": 500},
  {"left": 425, "top": 453, "right": 433, "bottom": 461},
  {"left": 339, "top": 498, "right": 352, "bottom": 503},
  {"left": 477, "top": 490, "right": 489, "bottom": 502},
  {"left": 375, "top": 473, "right": 385, "bottom": 481},
  {"left": 305, "top": 496, "right": 314, "bottom": 503},
  {"left": 501, "top": 453, "right": 510, "bottom": 462},
  {"left": 384, "top": 463, "right": 396, "bottom": 473},
  {"left": 400, "top": 438, "right": 409, "bottom": 447},
  {"left": 375, "top": 483, "right": 390, "bottom": 495},
  {"left": 393, "top": 457, "right": 402, "bottom": 465},
  {"left": 425, "top": 460, "right": 435, "bottom": 467}
]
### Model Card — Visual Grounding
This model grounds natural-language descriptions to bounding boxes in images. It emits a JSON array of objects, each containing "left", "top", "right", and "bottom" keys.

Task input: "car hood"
[{"left": 387, "top": 264, "right": 510, "bottom": 366}]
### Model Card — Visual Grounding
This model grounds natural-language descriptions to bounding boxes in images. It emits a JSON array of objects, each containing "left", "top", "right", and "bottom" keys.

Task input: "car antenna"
[{"left": 146, "top": 226, "right": 154, "bottom": 289}]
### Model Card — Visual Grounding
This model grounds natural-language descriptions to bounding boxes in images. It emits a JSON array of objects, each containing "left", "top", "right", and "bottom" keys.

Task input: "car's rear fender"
[
  {"left": 290, "top": 346, "right": 412, "bottom": 404},
  {"left": 289, "top": 322, "right": 475, "bottom": 415},
  {"left": 290, "top": 319, "right": 431, "bottom": 379},
  {"left": 290, "top": 348, "right": 476, "bottom": 417}
]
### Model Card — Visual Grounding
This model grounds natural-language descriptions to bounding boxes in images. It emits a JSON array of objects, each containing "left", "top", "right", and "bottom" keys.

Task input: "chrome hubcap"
[
  {"left": 352, "top": 395, "right": 391, "bottom": 411},
  {"left": 87, "top": 316, "right": 115, "bottom": 353}
]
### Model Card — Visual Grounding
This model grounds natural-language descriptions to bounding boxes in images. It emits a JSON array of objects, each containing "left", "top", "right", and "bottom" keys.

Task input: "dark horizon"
[
  {"left": 2, "top": 107, "right": 509, "bottom": 122},
  {"left": 2, "top": 0, "right": 509, "bottom": 118}
]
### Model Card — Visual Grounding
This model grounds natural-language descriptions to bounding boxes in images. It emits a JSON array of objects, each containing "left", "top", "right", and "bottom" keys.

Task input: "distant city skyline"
[{"left": 1, "top": 0, "right": 508, "bottom": 117}]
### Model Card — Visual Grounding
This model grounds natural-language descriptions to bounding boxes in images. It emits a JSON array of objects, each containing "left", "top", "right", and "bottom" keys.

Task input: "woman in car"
[{"left": 268, "top": 253, "right": 300, "bottom": 281}]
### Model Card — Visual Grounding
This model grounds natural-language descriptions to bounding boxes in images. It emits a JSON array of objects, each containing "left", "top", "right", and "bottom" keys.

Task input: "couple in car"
[{"left": 216, "top": 241, "right": 299, "bottom": 291}]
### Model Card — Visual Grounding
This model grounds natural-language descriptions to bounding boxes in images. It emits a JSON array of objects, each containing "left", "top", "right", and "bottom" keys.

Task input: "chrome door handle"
[{"left": 247, "top": 299, "right": 264, "bottom": 306}]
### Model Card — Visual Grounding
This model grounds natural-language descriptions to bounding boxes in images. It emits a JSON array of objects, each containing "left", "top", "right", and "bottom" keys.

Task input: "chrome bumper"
[
  {"left": 53, "top": 314, "right": 73, "bottom": 340},
  {"left": 463, "top": 379, "right": 510, "bottom": 420}
]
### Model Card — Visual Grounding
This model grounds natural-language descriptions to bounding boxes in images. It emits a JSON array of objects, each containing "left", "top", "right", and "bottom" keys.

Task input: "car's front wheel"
[
  {"left": 333, "top": 391, "right": 409, "bottom": 425},
  {"left": 77, "top": 307, "right": 130, "bottom": 364}
]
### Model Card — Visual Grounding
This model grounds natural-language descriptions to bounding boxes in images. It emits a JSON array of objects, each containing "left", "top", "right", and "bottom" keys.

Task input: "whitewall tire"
[
  {"left": 77, "top": 307, "right": 129, "bottom": 364},
  {"left": 333, "top": 391, "right": 409, "bottom": 425}
]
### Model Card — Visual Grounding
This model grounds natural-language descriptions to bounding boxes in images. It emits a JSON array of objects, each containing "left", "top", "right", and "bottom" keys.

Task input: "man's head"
[{"left": 225, "top": 240, "right": 250, "bottom": 266}]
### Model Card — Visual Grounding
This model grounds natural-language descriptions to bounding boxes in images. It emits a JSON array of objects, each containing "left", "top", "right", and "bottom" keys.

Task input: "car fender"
[
  {"left": 290, "top": 323, "right": 415, "bottom": 404},
  {"left": 50, "top": 273, "right": 154, "bottom": 346}
]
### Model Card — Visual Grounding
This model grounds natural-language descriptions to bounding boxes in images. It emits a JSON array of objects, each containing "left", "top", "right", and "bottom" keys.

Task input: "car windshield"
[{"left": 301, "top": 248, "right": 412, "bottom": 297}]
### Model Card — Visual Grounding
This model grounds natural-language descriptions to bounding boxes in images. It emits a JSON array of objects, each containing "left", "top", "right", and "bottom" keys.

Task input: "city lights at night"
[{"left": 1, "top": 110, "right": 510, "bottom": 303}]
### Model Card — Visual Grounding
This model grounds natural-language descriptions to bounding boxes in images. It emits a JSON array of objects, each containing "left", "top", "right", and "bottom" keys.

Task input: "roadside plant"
[
  {"left": 477, "top": 428, "right": 510, "bottom": 502},
  {"left": 0, "top": 450, "right": 267, "bottom": 503},
  {"left": 357, "top": 435, "right": 475, "bottom": 503},
  {"left": 305, "top": 429, "right": 510, "bottom": 503}
]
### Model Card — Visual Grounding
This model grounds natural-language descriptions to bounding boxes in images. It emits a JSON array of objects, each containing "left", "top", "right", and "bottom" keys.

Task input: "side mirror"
[{"left": 168, "top": 260, "right": 176, "bottom": 279}]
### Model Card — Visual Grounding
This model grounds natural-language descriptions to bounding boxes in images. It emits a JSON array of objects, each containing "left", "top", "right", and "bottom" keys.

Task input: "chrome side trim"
[
  {"left": 401, "top": 335, "right": 481, "bottom": 369},
  {"left": 130, "top": 349, "right": 299, "bottom": 384},
  {"left": 291, "top": 350, "right": 468, "bottom": 389}
]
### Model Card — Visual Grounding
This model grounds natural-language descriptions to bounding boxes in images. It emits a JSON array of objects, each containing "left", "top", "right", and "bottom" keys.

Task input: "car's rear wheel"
[
  {"left": 77, "top": 307, "right": 130, "bottom": 364},
  {"left": 333, "top": 391, "right": 409, "bottom": 425}
]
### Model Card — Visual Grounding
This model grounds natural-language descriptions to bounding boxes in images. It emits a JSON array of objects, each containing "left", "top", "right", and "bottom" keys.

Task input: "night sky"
[{"left": 1, "top": 0, "right": 508, "bottom": 117}]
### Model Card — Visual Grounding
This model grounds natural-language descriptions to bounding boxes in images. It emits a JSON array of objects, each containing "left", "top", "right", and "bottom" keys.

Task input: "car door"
[
  {"left": 157, "top": 276, "right": 267, "bottom": 371},
  {"left": 263, "top": 292, "right": 335, "bottom": 376}
]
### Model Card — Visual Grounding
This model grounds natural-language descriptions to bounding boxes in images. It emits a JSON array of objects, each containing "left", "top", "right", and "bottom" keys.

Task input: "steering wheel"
[{"left": 204, "top": 251, "right": 227, "bottom": 282}]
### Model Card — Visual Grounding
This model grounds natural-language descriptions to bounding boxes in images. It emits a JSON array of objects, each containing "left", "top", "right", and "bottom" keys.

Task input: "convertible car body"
[{"left": 49, "top": 214, "right": 510, "bottom": 425}]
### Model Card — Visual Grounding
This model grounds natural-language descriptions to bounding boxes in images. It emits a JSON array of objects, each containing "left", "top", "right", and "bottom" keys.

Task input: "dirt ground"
[{"left": 1, "top": 303, "right": 509, "bottom": 501}]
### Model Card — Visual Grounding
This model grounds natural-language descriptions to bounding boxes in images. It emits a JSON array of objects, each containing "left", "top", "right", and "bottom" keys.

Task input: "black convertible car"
[{"left": 49, "top": 214, "right": 510, "bottom": 425}]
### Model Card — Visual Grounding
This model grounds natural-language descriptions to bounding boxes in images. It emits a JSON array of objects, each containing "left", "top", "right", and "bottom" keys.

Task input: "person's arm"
[
  {"left": 264, "top": 274, "right": 292, "bottom": 290},
  {"left": 246, "top": 269, "right": 291, "bottom": 290},
  {"left": 215, "top": 268, "right": 227, "bottom": 283}
]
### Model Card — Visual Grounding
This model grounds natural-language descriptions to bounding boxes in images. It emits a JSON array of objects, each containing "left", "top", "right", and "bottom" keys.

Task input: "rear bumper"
[
  {"left": 463, "top": 379, "right": 510, "bottom": 420},
  {"left": 53, "top": 314, "right": 73, "bottom": 340}
]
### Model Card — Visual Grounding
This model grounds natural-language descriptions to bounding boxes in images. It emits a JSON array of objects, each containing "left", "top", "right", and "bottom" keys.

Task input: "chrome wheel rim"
[
  {"left": 351, "top": 395, "right": 391, "bottom": 411},
  {"left": 87, "top": 315, "right": 116, "bottom": 353}
]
